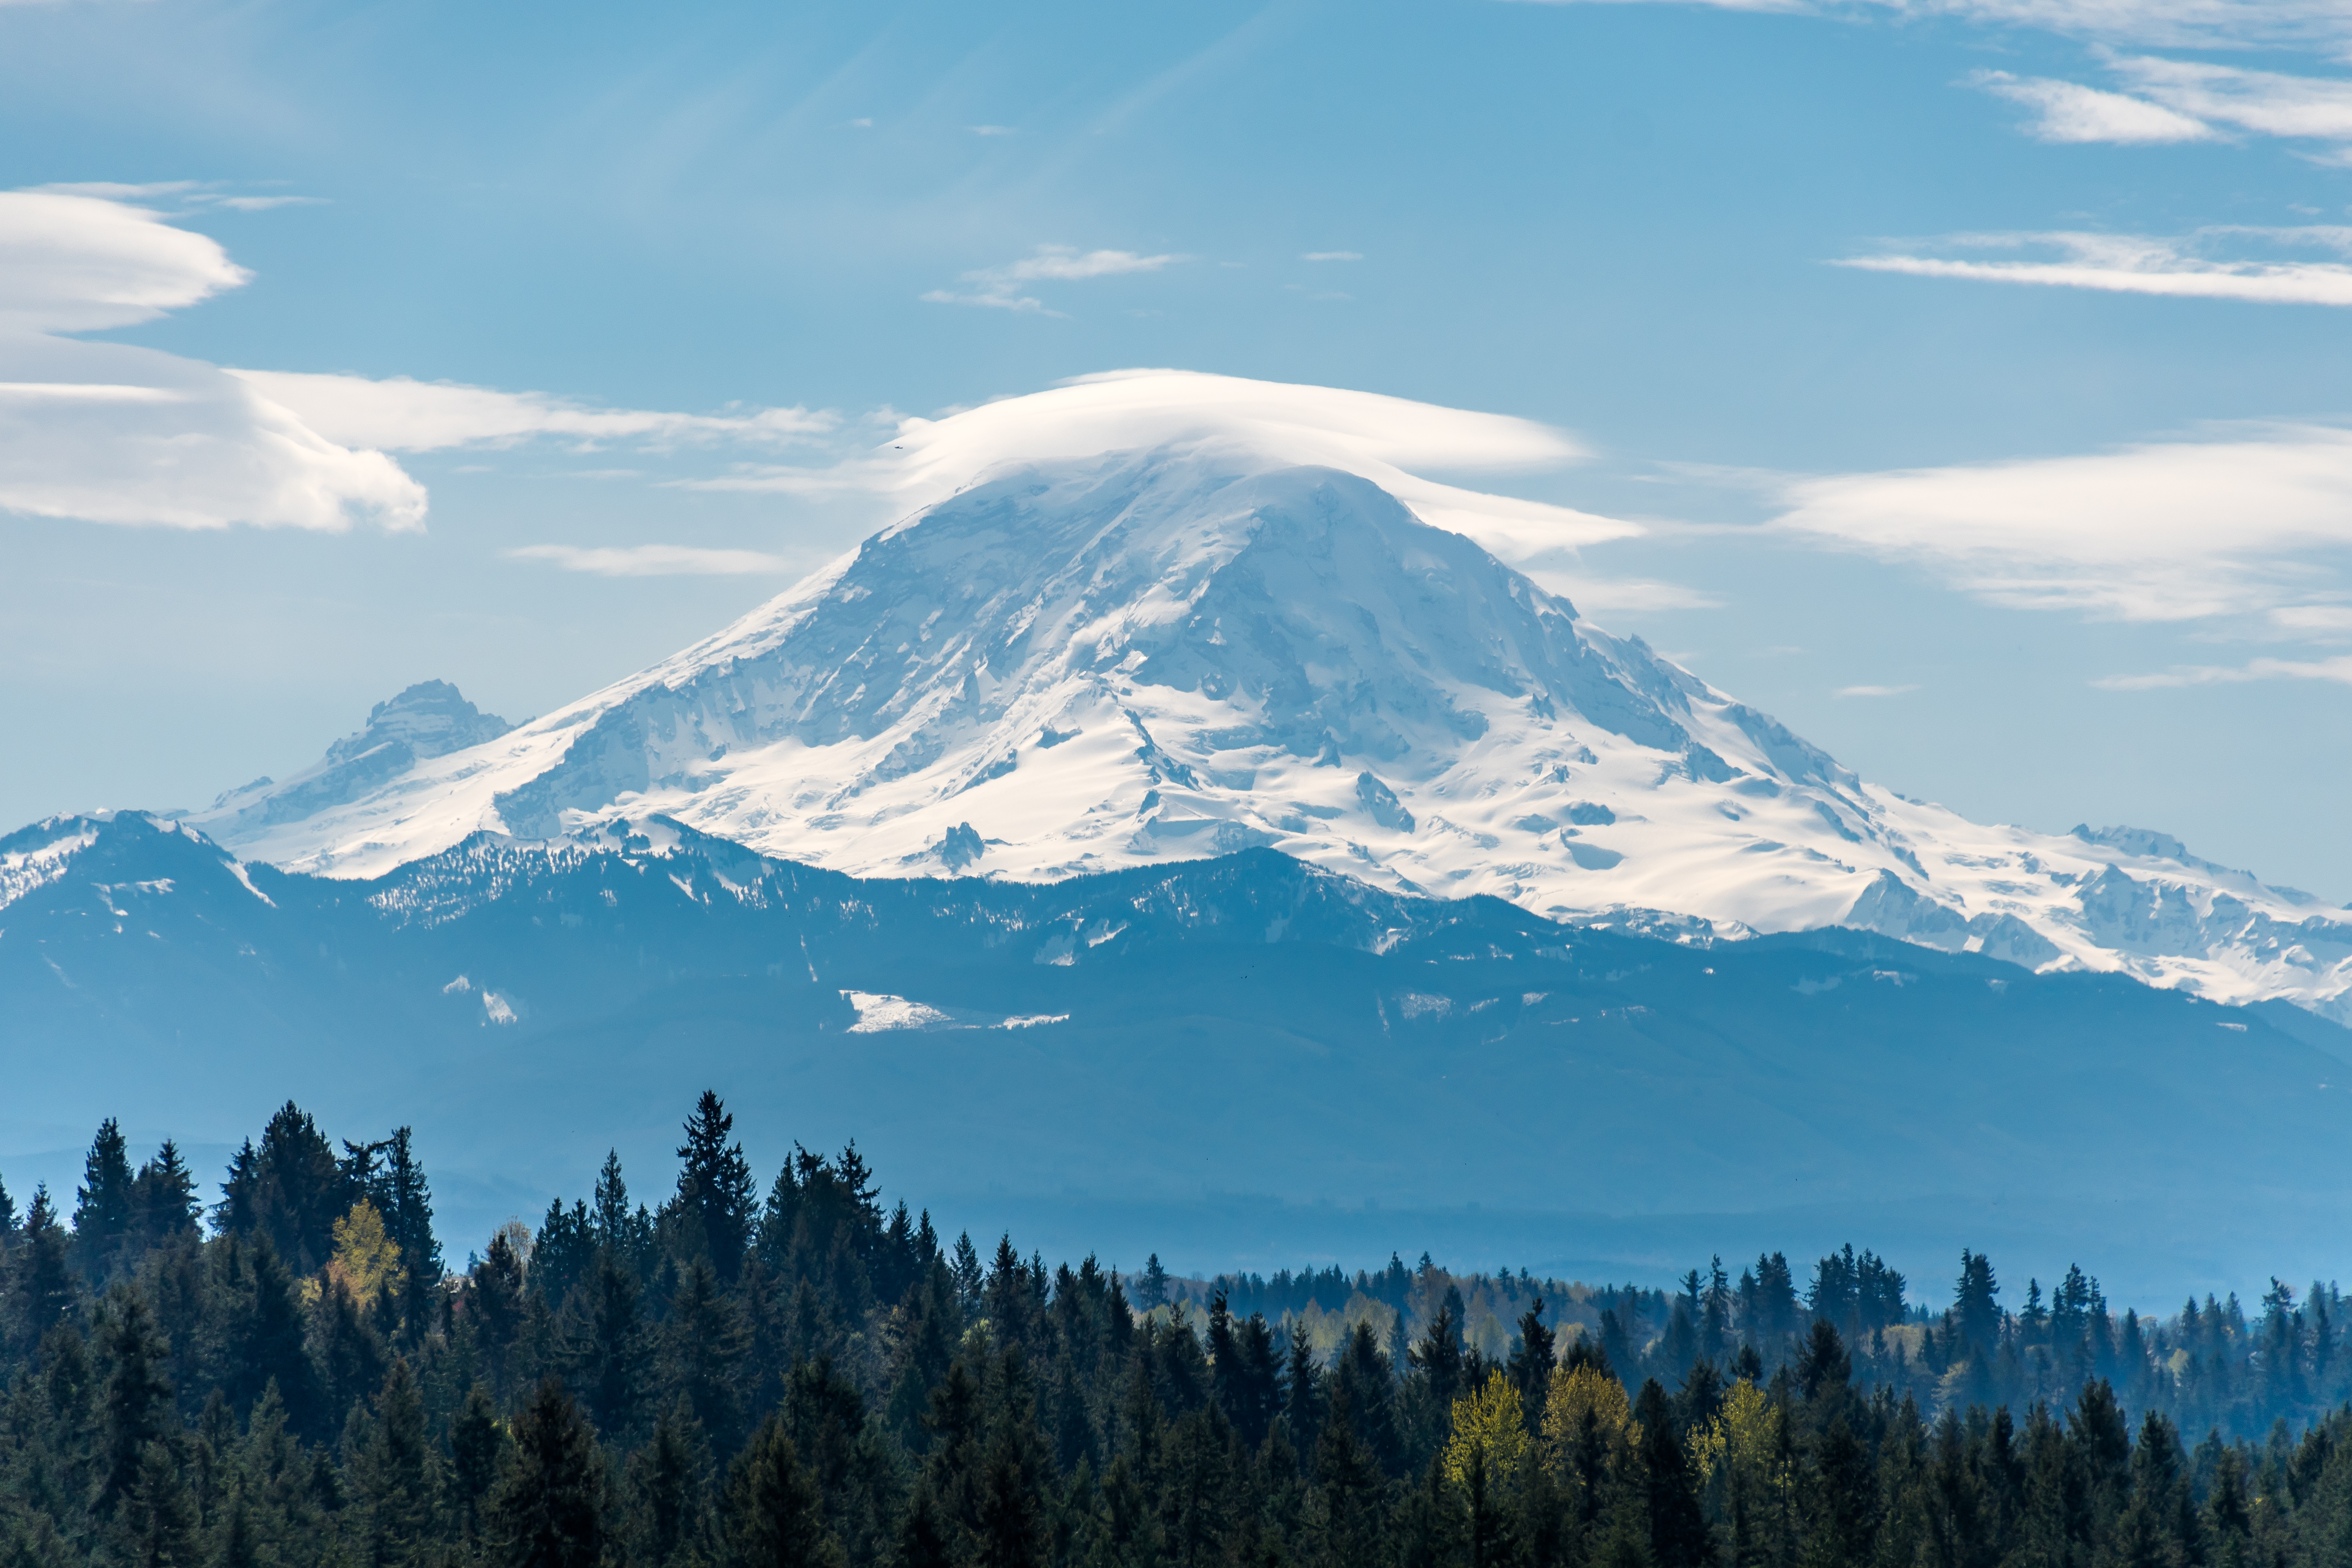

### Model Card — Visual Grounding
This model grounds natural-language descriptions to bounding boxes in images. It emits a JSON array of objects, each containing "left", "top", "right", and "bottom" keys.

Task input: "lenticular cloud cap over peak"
[
  {"left": 804, "top": 370, "right": 1643, "bottom": 559},
  {"left": 899, "top": 369, "right": 1585, "bottom": 479}
]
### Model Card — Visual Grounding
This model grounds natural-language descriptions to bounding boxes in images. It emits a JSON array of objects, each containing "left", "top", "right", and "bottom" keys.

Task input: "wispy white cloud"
[
  {"left": 1523, "top": 571, "right": 1725, "bottom": 612},
  {"left": 0, "top": 189, "right": 422, "bottom": 531},
  {"left": 922, "top": 245, "right": 1185, "bottom": 314},
  {"left": 1775, "top": 422, "right": 2352, "bottom": 622},
  {"left": 1302, "top": 250, "right": 1364, "bottom": 262},
  {"left": 2268, "top": 604, "right": 2352, "bottom": 638},
  {"left": 2096, "top": 655, "right": 2352, "bottom": 688},
  {"left": 1837, "top": 227, "right": 2352, "bottom": 307},
  {"left": 1501, "top": 0, "right": 2352, "bottom": 48},
  {"left": 1968, "top": 57, "right": 2352, "bottom": 157},
  {"left": 223, "top": 370, "right": 836, "bottom": 453},
  {"left": 211, "top": 195, "right": 327, "bottom": 212},
  {"left": 2111, "top": 56, "right": 2352, "bottom": 150},
  {"left": 33, "top": 182, "right": 329, "bottom": 214},
  {"left": 504, "top": 544, "right": 790, "bottom": 577},
  {"left": 967, "top": 125, "right": 1017, "bottom": 137},
  {"left": 1969, "top": 71, "right": 2216, "bottom": 142},
  {"left": 1835, "top": 683, "right": 1921, "bottom": 697}
]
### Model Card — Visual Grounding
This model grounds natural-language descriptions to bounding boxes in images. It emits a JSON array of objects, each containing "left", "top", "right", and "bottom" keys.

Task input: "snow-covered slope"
[{"left": 182, "top": 446, "right": 2352, "bottom": 1022}]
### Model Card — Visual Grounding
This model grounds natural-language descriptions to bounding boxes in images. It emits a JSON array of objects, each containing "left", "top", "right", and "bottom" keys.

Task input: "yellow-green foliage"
[
  {"left": 328, "top": 1199, "right": 403, "bottom": 1304},
  {"left": 1443, "top": 1371, "right": 1531, "bottom": 1494},
  {"left": 1541, "top": 1362, "right": 1632, "bottom": 1465},
  {"left": 1687, "top": 1378, "right": 1787, "bottom": 1500},
  {"left": 1288, "top": 1293, "right": 1400, "bottom": 1358}
]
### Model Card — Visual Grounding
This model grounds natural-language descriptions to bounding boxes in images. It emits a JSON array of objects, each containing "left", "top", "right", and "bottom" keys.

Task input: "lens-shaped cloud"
[
  {"left": 686, "top": 368, "right": 1643, "bottom": 563},
  {"left": 0, "top": 190, "right": 425, "bottom": 531}
]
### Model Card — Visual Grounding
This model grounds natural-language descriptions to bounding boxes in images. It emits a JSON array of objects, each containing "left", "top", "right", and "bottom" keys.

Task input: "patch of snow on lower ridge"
[{"left": 844, "top": 991, "right": 950, "bottom": 1033}]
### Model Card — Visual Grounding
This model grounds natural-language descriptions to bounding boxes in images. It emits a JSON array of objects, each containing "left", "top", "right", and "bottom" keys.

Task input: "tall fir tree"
[
  {"left": 676, "top": 1092, "right": 757, "bottom": 1285},
  {"left": 486, "top": 1379, "right": 606, "bottom": 1568},
  {"left": 72, "top": 1118, "right": 136, "bottom": 1282},
  {"left": 723, "top": 1412, "right": 847, "bottom": 1568}
]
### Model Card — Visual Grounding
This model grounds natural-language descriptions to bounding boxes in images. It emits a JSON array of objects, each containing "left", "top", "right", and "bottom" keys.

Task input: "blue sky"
[{"left": 5, "top": 0, "right": 2352, "bottom": 893}]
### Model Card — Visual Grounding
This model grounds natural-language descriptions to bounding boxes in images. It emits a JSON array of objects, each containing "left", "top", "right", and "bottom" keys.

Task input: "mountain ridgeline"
[
  {"left": 0, "top": 1094, "right": 2348, "bottom": 1568},
  {"left": 5, "top": 809, "right": 2351, "bottom": 1296},
  {"left": 173, "top": 451, "right": 2352, "bottom": 1022}
]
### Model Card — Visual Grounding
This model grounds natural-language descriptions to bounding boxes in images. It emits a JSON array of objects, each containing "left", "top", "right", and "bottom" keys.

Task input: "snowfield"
[{"left": 157, "top": 440, "right": 2349, "bottom": 1023}]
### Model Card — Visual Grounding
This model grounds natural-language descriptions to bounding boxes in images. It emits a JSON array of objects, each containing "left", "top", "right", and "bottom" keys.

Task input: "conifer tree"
[
  {"left": 131, "top": 1139, "right": 200, "bottom": 1253},
  {"left": 358, "top": 1358, "right": 434, "bottom": 1568},
  {"left": 469, "top": 1230, "right": 528, "bottom": 1398},
  {"left": 628, "top": 1396, "right": 716, "bottom": 1568},
  {"left": 220, "top": 1103, "right": 349, "bottom": 1274},
  {"left": 1138, "top": 1254, "right": 1170, "bottom": 1312},
  {"left": 449, "top": 1384, "right": 509, "bottom": 1539},
  {"left": 952, "top": 1233, "right": 984, "bottom": 1318},
  {"left": 665, "top": 1257, "right": 751, "bottom": 1457},
  {"left": 487, "top": 1379, "right": 606, "bottom": 1568},
  {"left": 73, "top": 1119, "right": 136, "bottom": 1282},
  {"left": 1805, "top": 1412, "right": 1878, "bottom": 1568},
  {"left": 592, "top": 1149, "right": 653, "bottom": 1274},
  {"left": 723, "top": 1412, "right": 847, "bottom": 1568},
  {"left": 1412, "top": 1303, "right": 1467, "bottom": 1417},
  {"left": 116, "top": 1439, "right": 199, "bottom": 1568},
  {"left": 1306, "top": 1381, "right": 1387, "bottom": 1568},
  {"left": 1336, "top": 1320, "right": 1402, "bottom": 1475},
  {"left": 972, "top": 1350, "right": 1056, "bottom": 1568},
  {"left": 1955, "top": 1251, "right": 2002, "bottom": 1358},
  {"left": 9, "top": 1186, "right": 73, "bottom": 1354},
  {"left": 1286, "top": 1325, "right": 1326, "bottom": 1460},
  {"left": 1633, "top": 1378, "right": 1708, "bottom": 1568},
  {"left": 95, "top": 1289, "right": 178, "bottom": 1516},
  {"left": 374, "top": 1130, "right": 440, "bottom": 1328},
  {"left": 563, "top": 1244, "right": 650, "bottom": 1439},
  {"left": 676, "top": 1092, "right": 757, "bottom": 1285},
  {"left": 1510, "top": 1297, "right": 1557, "bottom": 1409}
]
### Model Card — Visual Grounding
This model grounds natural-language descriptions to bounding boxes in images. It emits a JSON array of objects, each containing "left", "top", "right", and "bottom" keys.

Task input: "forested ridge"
[{"left": 0, "top": 1096, "right": 2347, "bottom": 1567}]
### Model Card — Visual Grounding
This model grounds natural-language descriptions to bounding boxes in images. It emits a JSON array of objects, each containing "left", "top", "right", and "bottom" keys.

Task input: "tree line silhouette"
[{"left": 0, "top": 1093, "right": 2346, "bottom": 1566}]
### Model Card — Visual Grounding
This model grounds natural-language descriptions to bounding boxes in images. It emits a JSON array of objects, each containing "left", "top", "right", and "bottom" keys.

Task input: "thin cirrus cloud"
[
  {"left": 2108, "top": 56, "right": 2352, "bottom": 156},
  {"left": 1773, "top": 422, "right": 2352, "bottom": 624},
  {"left": 35, "top": 181, "right": 329, "bottom": 212},
  {"left": 1970, "top": 59, "right": 2352, "bottom": 159},
  {"left": 2097, "top": 655, "right": 2352, "bottom": 689},
  {"left": 1502, "top": 0, "right": 2352, "bottom": 47},
  {"left": 1835, "top": 684, "right": 1922, "bottom": 698},
  {"left": 1302, "top": 251, "right": 1363, "bottom": 262},
  {"left": 1836, "top": 228, "right": 2352, "bottom": 307},
  {"left": 921, "top": 245, "right": 1185, "bottom": 315},
  {"left": 504, "top": 544, "right": 791, "bottom": 577},
  {"left": 1969, "top": 72, "right": 2216, "bottom": 143},
  {"left": 223, "top": 370, "right": 836, "bottom": 453}
]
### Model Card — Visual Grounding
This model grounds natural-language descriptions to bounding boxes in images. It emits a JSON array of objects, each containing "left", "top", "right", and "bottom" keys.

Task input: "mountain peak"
[
  {"left": 328, "top": 680, "right": 513, "bottom": 768},
  {"left": 193, "top": 678, "right": 514, "bottom": 838},
  {"left": 167, "top": 444, "right": 2352, "bottom": 1024}
]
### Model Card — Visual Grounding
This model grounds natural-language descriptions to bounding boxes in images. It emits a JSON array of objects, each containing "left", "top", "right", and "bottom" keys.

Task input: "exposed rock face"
[
  {"left": 198, "top": 681, "right": 514, "bottom": 837},
  {"left": 167, "top": 449, "right": 2352, "bottom": 1022}
]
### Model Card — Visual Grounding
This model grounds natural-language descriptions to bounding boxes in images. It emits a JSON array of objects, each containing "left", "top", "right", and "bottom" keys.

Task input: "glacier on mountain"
[{"left": 159, "top": 427, "right": 2350, "bottom": 1024}]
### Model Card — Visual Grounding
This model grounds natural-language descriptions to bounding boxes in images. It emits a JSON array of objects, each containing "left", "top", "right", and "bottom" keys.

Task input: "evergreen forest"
[{"left": 1, "top": 1094, "right": 2347, "bottom": 1568}]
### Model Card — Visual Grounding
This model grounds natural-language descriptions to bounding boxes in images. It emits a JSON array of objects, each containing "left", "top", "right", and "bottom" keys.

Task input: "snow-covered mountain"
[{"left": 181, "top": 444, "right": 2352, "bottom": 1022}]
